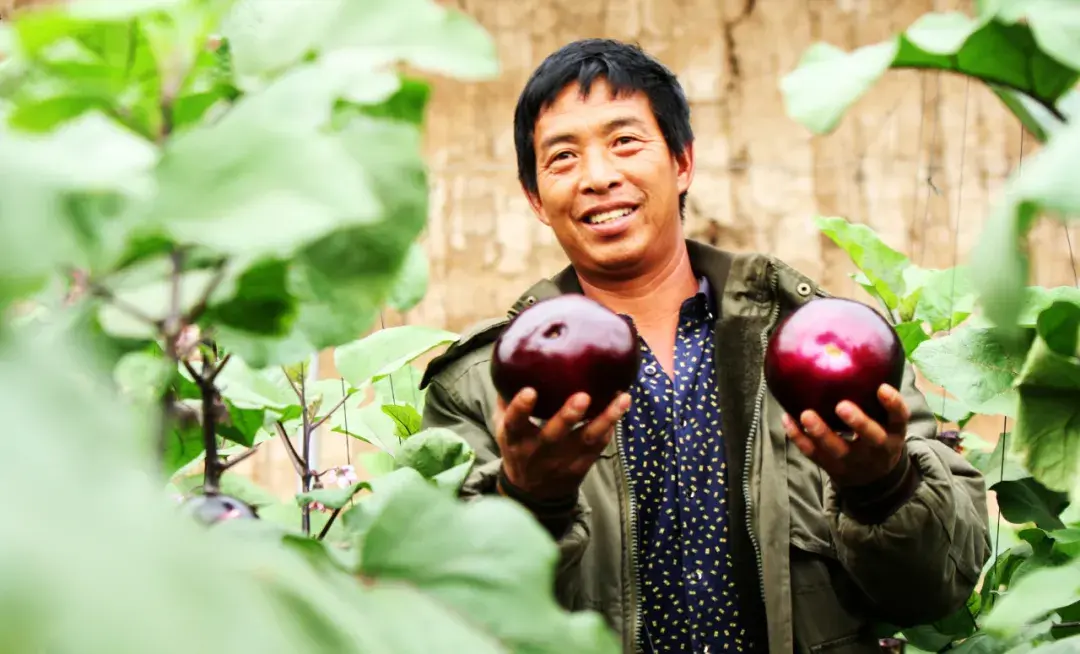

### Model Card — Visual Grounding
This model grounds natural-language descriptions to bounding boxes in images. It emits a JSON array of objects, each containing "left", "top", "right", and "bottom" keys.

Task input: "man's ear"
[
  {"left": 675, "top": 140, "right": 695, "bottom": 195},
  {"left": 522, "top": 183, "right": 551, "bottom": 226}
]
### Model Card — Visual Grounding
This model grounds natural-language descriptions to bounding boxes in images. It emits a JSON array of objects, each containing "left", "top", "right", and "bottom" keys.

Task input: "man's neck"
[{"left": 576, "top": 242, "right": 698, "bottom": 328}]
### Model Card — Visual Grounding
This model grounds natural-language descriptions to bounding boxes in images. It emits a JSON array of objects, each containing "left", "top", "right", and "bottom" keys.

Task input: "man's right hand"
[{"left": 495, "top": 387, "right": 632, "bottom": 502}]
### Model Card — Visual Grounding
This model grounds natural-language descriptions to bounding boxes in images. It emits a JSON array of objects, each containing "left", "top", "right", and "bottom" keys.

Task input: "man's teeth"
[{"left": 586, "top": 207, "right": 634, "bottom": 224}]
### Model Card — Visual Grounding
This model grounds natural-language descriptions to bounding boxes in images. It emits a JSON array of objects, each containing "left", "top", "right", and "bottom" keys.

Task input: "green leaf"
[
  {"left": 335, "top": 325, "right": 457, "bottom": 388},
  {"left": 212, "top": 355, "right": 298, "bottom": 411},
  {"left": 992, "top": 478, "right": 1069, "bottom": 530},
  {"left": 395, "top": 427, "right": 474, "bottom": 490},
  {"left": 219, "top": 0, "right": 340, "bottom": 82},
  {"left": 330, "top": 402, "right": 402, "bottom": 454},
  {"left": 221, "top": 0, "right": 498, "bottom": 86},
  {"left": 205, "top": 258, "right": 296, "bottom": 337},
  {"left": 160, "top": 418, "right": 205, "bottom": 479},
  {"left": 297, "top": 481, "right": 371, "bottom": 511},
  {"left": 992, "top": 0, "right": 1080, "bottom": 70},
  {"left": 910, "top": 325, "right": 1029, "bottom": 416},
  {"left": 216, "top": 401, "right": 264, "bottom": 447},
  {"left": 982, "top": 562, "right": 1080, "bottom": 636},
  {"left": 781, "top": 12, "right": 1079, "bottom": 135},
  {"left": 895, "top": 321, "right": 931, "bottom": 358},
  {"left": 966, "top": 433, "right": 1029, "bottom": 486},
  {"left": 386, "top": 242, "right": 429, "bottom": 311},
  {"left": 213, "top": 116, "right": 436, "bottom": 368},
  {"left": 1010, "top": 301, "right": 1080, "bottom": 492},
  {"left": 113, "top": 350, "right": 172, "bottom": 403},
  {"left": 382, "top": 404, "right": 422, "bottom": 438},
  {"left": 143, "top": 108, "right": 381, "bottom": 261},
  {"left": 908, "top": 266, "right": 977, "bottom": 332},
  {"left": 348, "top": 468, "right": 620, "bottom": 653},
  {"left": 971, "top": 118, "right": 1080, "bottom": 331},
  {"left": 0, "top": 112, "right": 158, "bottom": 301},
  {"left": 322, "top": 0, "right": 499, "bottom": 81},
  {"left": 815, "top": 215, "right": 910, "bottom": 309}
]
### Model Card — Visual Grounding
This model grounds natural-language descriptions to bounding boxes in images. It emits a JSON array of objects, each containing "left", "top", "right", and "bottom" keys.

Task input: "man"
[{"left": 419, "top": 38, "right": 989, "bottom": 654}]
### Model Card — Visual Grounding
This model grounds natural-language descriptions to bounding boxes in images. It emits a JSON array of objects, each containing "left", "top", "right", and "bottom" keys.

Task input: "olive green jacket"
[{"left": 418, "top": 240, "right": 990, "bottom": 654}]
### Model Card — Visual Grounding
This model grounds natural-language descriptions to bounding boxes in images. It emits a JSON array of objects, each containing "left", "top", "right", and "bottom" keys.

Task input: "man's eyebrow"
[{"left": 538, "top": 117, "right": 649, "bottom": 152}]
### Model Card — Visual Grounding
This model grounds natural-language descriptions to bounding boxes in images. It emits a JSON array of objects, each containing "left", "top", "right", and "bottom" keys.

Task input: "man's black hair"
[{"left": 513, "top": 38, "right": 694, "bottom": 219}]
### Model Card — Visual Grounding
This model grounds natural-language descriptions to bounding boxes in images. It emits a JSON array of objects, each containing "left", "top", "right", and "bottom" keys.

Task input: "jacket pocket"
[{"left": 790, "top": 548, "right": 881, "bottom": 654}]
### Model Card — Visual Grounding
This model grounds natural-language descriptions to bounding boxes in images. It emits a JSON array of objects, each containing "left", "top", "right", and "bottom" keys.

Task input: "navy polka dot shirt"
[{"left": 618, "top": 277, "right": 758, "bottom": 654}]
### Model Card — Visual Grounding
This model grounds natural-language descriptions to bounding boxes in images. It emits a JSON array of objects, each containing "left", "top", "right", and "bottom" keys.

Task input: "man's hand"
[
  {"left": 782, "top": 383, "right": 910, "bottom": 488},
  {"left": 496, "top": 387, "right": 631, "bottom": 502}
]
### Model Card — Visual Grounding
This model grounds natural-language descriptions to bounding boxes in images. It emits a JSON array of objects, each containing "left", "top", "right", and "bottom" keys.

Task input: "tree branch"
[
  {"left": 317, "top": 508, "right": 342, "bottom": 541},
  {"left": 87, "top": 281, "right": 161, "bottom": 328},
  {"left": 274, "top": 421, "right": 307, "bottom": 477},
  {"left": 282, "top": 366, "right": 303, "bottom": 402},
  {"left": 221, "top": 444, "right": 260, "bottom": 471},
  {"left": 310, "top": 393, "right": 351, "bottom": 431}
]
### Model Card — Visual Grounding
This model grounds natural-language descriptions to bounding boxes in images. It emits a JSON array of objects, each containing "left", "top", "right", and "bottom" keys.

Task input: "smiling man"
[{"left": 419, "top": 38, "right": 990, "bottom": 654}]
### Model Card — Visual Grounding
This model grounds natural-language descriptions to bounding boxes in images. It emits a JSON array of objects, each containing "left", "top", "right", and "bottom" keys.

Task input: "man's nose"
[{"left": 580, "top": 149, "right": 623, "bottom": 193}]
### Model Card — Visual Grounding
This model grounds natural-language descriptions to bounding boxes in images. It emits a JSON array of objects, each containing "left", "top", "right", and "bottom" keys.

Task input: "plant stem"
[
  {"left": 300, "top": 364, "right": 313, "bottom": 536},
  {"left": 317, "top": 508, "right": 342, "bottom": 541},
  {"left": 274, "top": 421, "right": 307, "bottom": 476},
  {"left": 221, "top": 443, "right": 259, "bottom": 471},
  {"left": 199, "top": 359, "right": 221, "bottom": 494}
]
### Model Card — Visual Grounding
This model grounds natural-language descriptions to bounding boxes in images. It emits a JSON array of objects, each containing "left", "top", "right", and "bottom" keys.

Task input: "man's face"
[{"left": 525, "top": 78, "right": 694, "bottom": 278}]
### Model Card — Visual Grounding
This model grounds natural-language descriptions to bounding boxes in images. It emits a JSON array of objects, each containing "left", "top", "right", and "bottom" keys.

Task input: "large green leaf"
[
  {"left": 1010, "top": 301, "right": 1080, "bottom": 492},
  {"left": 971, "top": 118, "right": 1080, "bottom": 331},
  {"left": 987, "top": 0, "right": 1080, "bottom": 71},
  {"left": 982, "top": 561, "right": 1080, "bottom": 637},
  {"left": 213, "top": 116, "right": 436, "bottom": 368},
  {"left": 335, "top": 324, "right": 457, "bottom": 388},
  {"left": 781, "top": 11, "right": 1078, "bottom": 135},
  {"left": 222, "top": 0, "right": 498, "bottom": 85},
  {"left": 910, "top": 325, "right": 1030, "bottom": 416},
  {"left": 992, "top": 478, "right": 1070, "bottom": 530},
  {"left": 0, "top": 112, "right": 158, "bottom": 302},
  {"left": 345, "top": 468, "right": 620, "bottom": 653},
  {"left": 815, "top": 216, "right": 910, "bottom": 310},
  {"left": 395, "top": 427, "right": 475, "bottom": 491}
]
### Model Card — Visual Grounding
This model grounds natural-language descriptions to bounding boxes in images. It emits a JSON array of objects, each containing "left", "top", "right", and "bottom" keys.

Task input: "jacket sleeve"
[
  {"left": 823, "top": 360, "right": 991, "bottom": 627},
  {"left": 421, "top": 374, "right": 593, "bottom": 608}
]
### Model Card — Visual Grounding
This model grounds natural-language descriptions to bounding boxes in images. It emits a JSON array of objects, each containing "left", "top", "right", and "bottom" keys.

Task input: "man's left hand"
[{"left": 782, "top": 383, "right": 910, "bottom": 488}]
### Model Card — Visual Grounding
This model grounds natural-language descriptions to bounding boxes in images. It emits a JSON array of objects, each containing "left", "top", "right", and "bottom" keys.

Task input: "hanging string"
[
  {"left": 1065, "top": 222, "right": 1079, "bottom": 288},
  {"left": 939, "top": 78, "right": 970, "bottom": 421},
  {"left": 917, "top": 74, "right": 943, "bottom": 267},
  {"left": 340, "top": 376, "right": 350, "bottom": 466},
  {"left": 380, "top": 311, "right": 398, "bottom": 406}
]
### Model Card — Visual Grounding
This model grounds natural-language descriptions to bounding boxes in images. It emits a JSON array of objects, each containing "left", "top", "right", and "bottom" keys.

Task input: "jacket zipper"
[
  {"left": 614, "top": 419, "right": 643, "bottom": 653},
  {"left": 741, "top": 264, "right": 781, "bottom": 605}
]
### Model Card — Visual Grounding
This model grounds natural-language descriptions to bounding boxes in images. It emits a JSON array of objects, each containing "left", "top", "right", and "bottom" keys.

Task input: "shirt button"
[{"left": 644, "top": 364, "right": 657, "bottom": 376}]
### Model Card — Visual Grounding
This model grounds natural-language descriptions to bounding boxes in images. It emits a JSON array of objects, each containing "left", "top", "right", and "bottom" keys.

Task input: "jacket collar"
[{"left": 508, "top": 239, "right": 735, "bottom": 320}]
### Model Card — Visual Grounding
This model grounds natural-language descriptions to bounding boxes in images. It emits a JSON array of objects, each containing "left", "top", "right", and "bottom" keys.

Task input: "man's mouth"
[{"left": 583, "top": 206, "right": 637, "bottom": 225}]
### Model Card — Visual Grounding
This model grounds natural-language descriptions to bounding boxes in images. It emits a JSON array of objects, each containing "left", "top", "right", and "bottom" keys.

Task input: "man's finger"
[
  {"left": 878, "top": 384, "right": 910, "bottom": 435},
  {"left": 580, "top": 392, "right": 632, "bottom": 448},
  {"left": 538, "top": 392, "right": 591, "bottom": 445},
  {"left": 782, "top": 413, "right": 817, "bottom": 458},
  {"left": 834, "top": 400, "right": 888, "bottom": 448},
  {"left": 501, "top": 387, "right": 539, "bottom": 443},
  {"left": 799, "top": 410, "right": 850, "bottom": 461}
]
